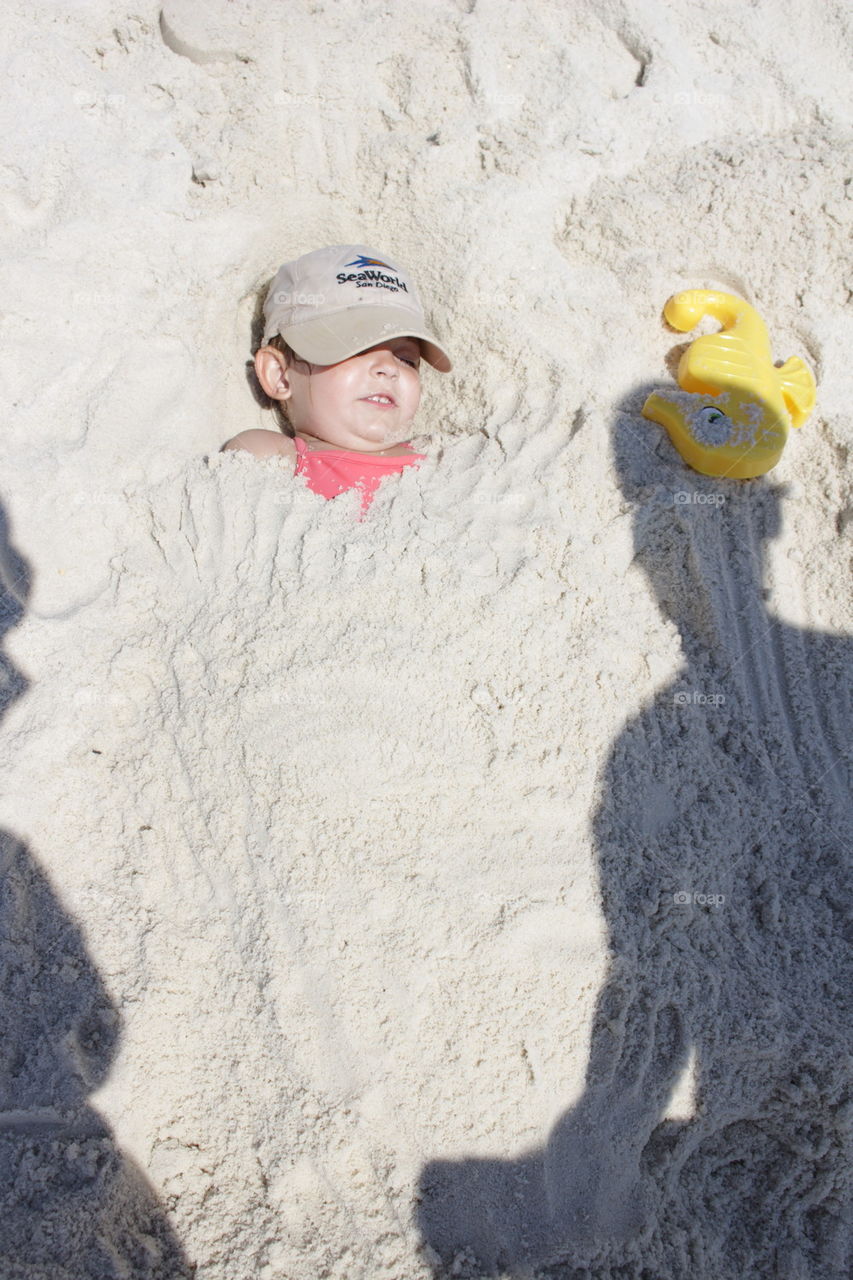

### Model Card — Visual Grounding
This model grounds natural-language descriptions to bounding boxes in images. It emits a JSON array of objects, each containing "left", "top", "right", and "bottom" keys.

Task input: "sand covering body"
[{"left": 1, "top": 1, "right": 851, "bottom": 1277}]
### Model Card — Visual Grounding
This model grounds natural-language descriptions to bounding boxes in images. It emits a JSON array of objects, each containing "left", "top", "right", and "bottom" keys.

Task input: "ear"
[{"left": 254, "top": 346, "right": 293, "bottom": 402}]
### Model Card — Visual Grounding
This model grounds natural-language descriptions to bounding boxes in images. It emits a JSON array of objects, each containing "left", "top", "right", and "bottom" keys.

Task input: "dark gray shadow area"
[
  {"left": 0, "top": 505, "right": 29, "bottom": 721},
  {"left": 0, "top": 501, "right": 194, "bottom": 1278},
  {"left": 417, "top": 401, "right": 852, "bottom": 1279}
]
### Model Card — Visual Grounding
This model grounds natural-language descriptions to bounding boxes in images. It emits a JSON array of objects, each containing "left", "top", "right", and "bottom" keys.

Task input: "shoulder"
[{"left": 220, "top": 430, "right": 297, "bottom": 463}]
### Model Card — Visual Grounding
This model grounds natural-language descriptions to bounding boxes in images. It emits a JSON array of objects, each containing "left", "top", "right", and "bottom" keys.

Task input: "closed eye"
[{"left": 391, "top": 341, "right": 420, "bottom": 368}]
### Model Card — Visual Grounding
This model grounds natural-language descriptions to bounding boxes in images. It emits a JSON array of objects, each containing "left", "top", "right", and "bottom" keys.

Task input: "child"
[{"left": 222, "top": 244, "right": 452, "bottom": 513}]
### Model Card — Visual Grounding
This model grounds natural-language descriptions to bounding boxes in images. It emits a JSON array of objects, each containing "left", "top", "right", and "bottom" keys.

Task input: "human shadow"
[
  {"left": 417, "top": 403, "right": 851, "bottom": 1278},
  {"left": 0, "top": 502, "right": 194, "bottom": 1277},
  {"left": 0, "top": 505, "right": 29, "bottom": 721}
]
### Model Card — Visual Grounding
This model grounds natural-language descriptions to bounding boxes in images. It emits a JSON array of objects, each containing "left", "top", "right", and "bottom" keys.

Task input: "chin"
[{"left": 358, "top": 426, "right": 409, "bottom": 448}]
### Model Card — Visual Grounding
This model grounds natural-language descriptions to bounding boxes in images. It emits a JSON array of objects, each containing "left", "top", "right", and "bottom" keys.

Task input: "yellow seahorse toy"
[{"left": 642, "top": 290, "right": 816, "bottom": 479}]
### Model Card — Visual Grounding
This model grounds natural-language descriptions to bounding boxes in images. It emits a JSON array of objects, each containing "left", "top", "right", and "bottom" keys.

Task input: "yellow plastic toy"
[{"left": 642, "top": 290, "right": 816, "bottom": 479}]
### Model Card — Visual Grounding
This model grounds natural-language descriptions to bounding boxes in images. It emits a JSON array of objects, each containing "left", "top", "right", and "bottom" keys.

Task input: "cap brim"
[{"left": 267, "top": 304, "right": 452, "bottom": 373}]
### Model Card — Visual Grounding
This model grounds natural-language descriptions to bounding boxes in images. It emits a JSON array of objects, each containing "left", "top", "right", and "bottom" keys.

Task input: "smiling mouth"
[{"left": 361, "top": 394, "right": 396, "bottom": 406}]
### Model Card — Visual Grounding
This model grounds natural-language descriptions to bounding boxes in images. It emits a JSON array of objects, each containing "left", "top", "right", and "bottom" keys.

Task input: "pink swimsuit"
[{"left": 293, "top": 437, "right": 426, "bottom": 514}]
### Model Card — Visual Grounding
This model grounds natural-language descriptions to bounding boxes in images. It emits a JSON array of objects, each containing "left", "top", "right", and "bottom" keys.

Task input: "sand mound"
[{"left": 1, "top": 2, "right": 850, "bottom": 1277}]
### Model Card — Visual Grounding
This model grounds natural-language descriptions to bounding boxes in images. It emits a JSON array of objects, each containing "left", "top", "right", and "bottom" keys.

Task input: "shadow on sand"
[
  {"left": 0, "top": 503, "right": 194, "bottom": 1278},
  {"left": 417, "top": 404, "right": 851, "bottom": 1278}
]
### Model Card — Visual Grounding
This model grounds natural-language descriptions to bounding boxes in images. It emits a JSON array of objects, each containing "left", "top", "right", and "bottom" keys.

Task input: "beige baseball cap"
[{"left": 261, "top": 244, "right": 452, "bottom": 372}]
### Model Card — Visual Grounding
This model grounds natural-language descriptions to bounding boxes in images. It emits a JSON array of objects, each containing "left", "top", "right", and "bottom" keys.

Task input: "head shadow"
[{"left": 609, "top": 388, "right": 785, "bottom": 643}]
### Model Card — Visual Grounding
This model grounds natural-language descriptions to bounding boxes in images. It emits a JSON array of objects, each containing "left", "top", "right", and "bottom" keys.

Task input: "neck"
[{"left": 295, "top": 432, "right": 412, "bottom": 455}]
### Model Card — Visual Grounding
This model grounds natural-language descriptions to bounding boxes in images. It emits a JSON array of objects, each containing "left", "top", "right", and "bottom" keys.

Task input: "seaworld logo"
[
  {"left": 345, "top": 255, "right": 396, "bottom": 271},
  {"left": 337, "top": 256, "right": 409, "bottom": 292}
]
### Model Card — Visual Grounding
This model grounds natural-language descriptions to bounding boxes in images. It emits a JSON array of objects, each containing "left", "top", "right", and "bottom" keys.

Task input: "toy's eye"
[{"left": 693, "top": 404, "right": 731, "bottom": 446}]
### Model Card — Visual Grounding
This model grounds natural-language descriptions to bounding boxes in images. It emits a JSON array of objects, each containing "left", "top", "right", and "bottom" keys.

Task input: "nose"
[{"left": 367, "top": 345, "right": 398, "bottom": 376}]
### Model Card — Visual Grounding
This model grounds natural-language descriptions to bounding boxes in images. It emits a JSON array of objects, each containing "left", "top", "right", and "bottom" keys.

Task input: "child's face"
[{"left": 257, "top": 337, "right": 423, "bottom": 451}]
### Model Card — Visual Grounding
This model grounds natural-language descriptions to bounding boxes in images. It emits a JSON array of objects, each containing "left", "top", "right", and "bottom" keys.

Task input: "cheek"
[
  {"left": 301, "top": 375, "right": 345, "bottom": 421},
  {"left": 407, "top": 377, "right": 422, "bottom": 413},
  {"left": 337, "top": 372, "right": 367, "bottom": 412}
]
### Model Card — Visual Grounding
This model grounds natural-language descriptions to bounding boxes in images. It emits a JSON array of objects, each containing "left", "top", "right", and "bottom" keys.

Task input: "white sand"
[{"left": 1, "top": 1, "right": 851, "bottom": 1277}]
